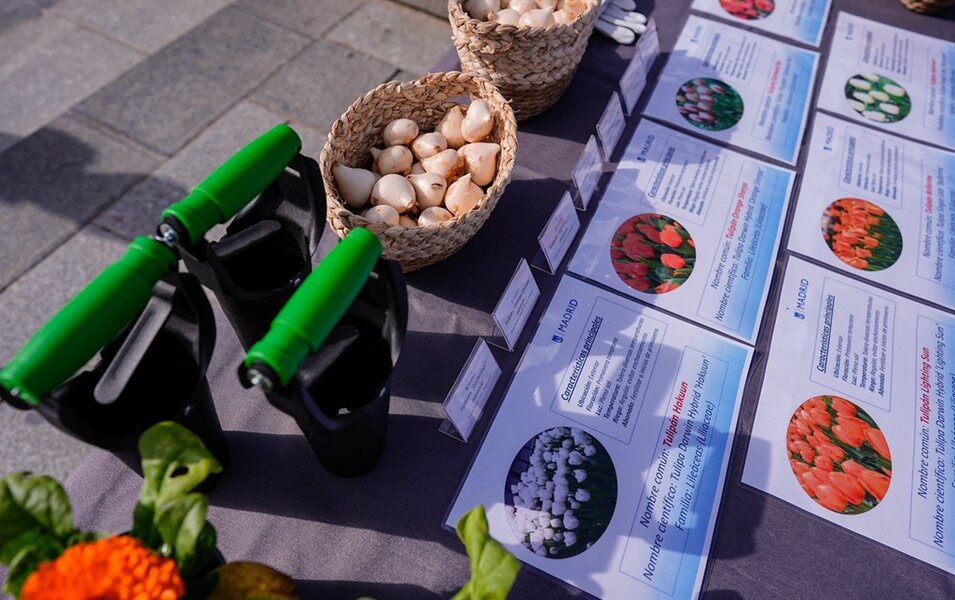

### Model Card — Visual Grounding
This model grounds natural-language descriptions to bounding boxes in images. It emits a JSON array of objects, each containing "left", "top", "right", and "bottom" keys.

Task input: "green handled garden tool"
[
  {"left": 239, "top": 227, "right": 408, "bottom": 478},
  {"left": 0, "top": 124, "right": 302, "bottom": 408},
  {"left": 241, "top": 227, "right": 383, "bottom": 392}
]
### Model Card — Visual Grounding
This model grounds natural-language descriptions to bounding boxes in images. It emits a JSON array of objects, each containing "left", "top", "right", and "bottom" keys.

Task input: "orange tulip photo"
[
  {"left": 821, "top": 198, "right": 902, "bottom": 272},
  {"left": 787, "top": 395, "right": 891, "bottom": 514}
]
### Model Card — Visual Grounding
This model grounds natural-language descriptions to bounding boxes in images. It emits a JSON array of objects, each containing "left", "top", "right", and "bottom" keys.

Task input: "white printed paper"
[
  {"left": 492, "top": 259, "right": 541, "bottom": 350},
  {"left": 448, "top": 276, "right": 752, "bottom": 599},
  {"left": 598, "top": 92, "right": 627, "bottom": 158},
  {"left": 644, "top": 16, "right": 819, "bottom": 165},
  {"left": 818, "top": 13, "right": 955, "bottom": 152},
  {"left": 441, "top": 339, "right": 501, "bottom": 441},
  {"left": 573, "top": 135, "right": 603, "bottom": 210},
  {"left": 691, "top": 0, "right": 832, "bottom": 47},
  {"left": 538, "top": 191, "right": 581, "bottom": 273},
  {"left": 790, "top": 113, "right": 955, "bottom": 311},
  {"left": 743, "top": 257, "right": 955, "bottom": 575},
  {"left": 620, "top": 52, "right": 648, "bottom": 115},
  {"left": 569, "top": 120, "right": 794, "bottom": 344}
]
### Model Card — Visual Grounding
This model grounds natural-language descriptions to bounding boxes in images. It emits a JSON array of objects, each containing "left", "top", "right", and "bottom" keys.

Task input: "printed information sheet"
[
  {"left": 643, "top": 15, "right": 819, "bottom": 165},
  {"left": 790, "top": 113, "right": 955, "bottom": 311},
  {"left": 818, "top": 13, "right": 955, "bottom": 152},
  {"left": 743, "top": 257, "right": 955, "bottom": 575},
  {"left": 691, "top": 0, "right": 832, "bottom": 47},
  {"left": 448, "top": 276, "right": 752, "bottom": 599},
  {"left": 569, "top": 120, "right": 793, "bottom": 344}
]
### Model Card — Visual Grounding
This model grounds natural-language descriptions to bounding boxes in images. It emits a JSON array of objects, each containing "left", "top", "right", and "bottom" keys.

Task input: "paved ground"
[{"left": 0, "top": 0, "right": 452, "bottom": 482}]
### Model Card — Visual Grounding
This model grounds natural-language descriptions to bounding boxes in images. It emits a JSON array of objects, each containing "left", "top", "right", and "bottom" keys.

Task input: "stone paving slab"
[
  {"left": 0, "top": 227, "right": 130, "bottom": 481},
  {"left": 96, "top": 101, "right": 328, "bottom": 240},
  {"left": 51, "top": 0, "right": 231, "bottom": 54},
  {"left": 0, "top": 115, "right": 160, "bottom": 290},
  {"left": 327, "top": 0, "right": 452, "bottom": 75},
  {"left": 393, "top": 0, "right": 449, "bottom": 18},
  {"left": 252, "top": 40, "right": 398, "bottom": 135},
  {"left": 74, "top": 6, "right": 308, "bottom": 156},
  {"left": 0, "top": 14, "right": 143, "bottom": 155},
  {"left": 237, "top": 0, "right": 359, "bottom": 39}
]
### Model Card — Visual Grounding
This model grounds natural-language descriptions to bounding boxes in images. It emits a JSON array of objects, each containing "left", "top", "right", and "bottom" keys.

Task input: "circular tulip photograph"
[
  {"left": 505, "top": 427, "right": 617, "bottom": 559},
  {"left": 821, "top": 198, "right": 902, "bottom": 271},
  {"left": 787, "top": 395, "right": 892, "bottom": 514},
  {"left": 844, "top": 73, "right": 911, "bottom": 123},
  {"left": 676, "top": 78, "right": 744, "bottom": 131},
  {"left": 611, "top": 213, "right": 696, "bottom": 294},
  {"left": 720, "top": 0, "right": 775, "bottom": 20}
]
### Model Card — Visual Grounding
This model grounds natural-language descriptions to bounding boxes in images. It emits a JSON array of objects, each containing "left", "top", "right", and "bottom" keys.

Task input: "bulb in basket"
[
  {"left": 332, "top": 101, "right": 501, "bottom": 230},
  {"left": 467, "top": 0, "right": 594, "bottom": 26}
]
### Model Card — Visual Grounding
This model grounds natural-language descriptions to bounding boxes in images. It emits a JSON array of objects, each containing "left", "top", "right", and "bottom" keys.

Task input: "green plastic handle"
[
  {"left": 161, "top": 124, "right": 302, "bottom": 246},
  {"left": 244, "top": 228, "right": 383, "bottom": 387},
  {"left": 0, "top": 237, "right": 177, "bottom": 405}
]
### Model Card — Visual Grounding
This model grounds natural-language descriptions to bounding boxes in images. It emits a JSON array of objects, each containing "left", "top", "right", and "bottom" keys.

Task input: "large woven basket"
[
  {"left": 900, "top": 0, "right": 954, "bottom": 12},
  {"left": 448, "top": 1, "right": 600, "bottom": 120},
  {"left": 321, "top": 72, "right": 518, "bottom": 272}
]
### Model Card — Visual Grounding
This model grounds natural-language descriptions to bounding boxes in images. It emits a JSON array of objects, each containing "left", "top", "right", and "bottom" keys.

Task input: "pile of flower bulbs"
[
  {"left": 332, "top": 101, "right": 499, "bottom": 229},
  {"left": 506, "top": 427, "right": 607, "bottom": 557},
  {"left": 466, "top": 0, "right": 594, "bottom": 27}
]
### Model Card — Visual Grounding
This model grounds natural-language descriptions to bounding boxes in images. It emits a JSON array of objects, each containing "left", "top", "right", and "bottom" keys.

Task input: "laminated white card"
[
  {"left": 691, "top": 0, "right": 832, "bottom": 47},
  {"left": 440, "top": 339, "right": 501, "bottom": 442},
  {"left": 744, "top": 257, "right": 955, "bottom": 576},
  {"left": 569, "top": 119, "right": 794, "bottom": 344},
  {"left": 448, "top": 276, "right": 753, "bottom": 599},
  {"left": 597, "top": 92, "right": 627, "bottom": 159},
  {"left": 789, "top": 113, "right": 955, "bottom": 311},
  {"left": 818, "top": 13, "right": 955, "bottom": 152},
  {"left": 536, "top": 191, "right": 581, "bottom": 274},
  {"left": 492, "top": 259, "right": 541, "bottom": 351},
  {"left": 572, "top": 135, "right": 603, "bottom": 210},
  {"left": 643, "top": 16, "right": 819, "bottom": 165}
]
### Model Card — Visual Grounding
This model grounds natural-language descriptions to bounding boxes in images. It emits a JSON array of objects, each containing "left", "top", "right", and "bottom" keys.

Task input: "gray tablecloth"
[{"left": 65, "top": 1, "right": 955, "bottom": 598}]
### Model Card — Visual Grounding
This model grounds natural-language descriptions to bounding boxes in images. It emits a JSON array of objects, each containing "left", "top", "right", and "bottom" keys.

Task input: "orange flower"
[
  {"left": 790, "top": 459, "right": 810, "bottom": 478},
  {"left": 830, "top": 397, "right": 856, "bottom": 417},
  {"left": 839, "top": 460, "right": 865, "bottom": 478},
  {"left": 21, "top": 535, "right": 184, "bottom": 600},
  {"left": 828, "top": 472, "right": 866, "bottom": 505},
  {"left": 660, "top": 253, "right": 686, "bottom": 269},
  {"left": 816, "top": 443, "right": 846, "bottom": 463},
  {"left": 832, "top": 416, "right": 868, "bottom": 447},
  {"left": 865, "top": 428, "right": 891, "bottom": 460},
  {"left": 843, "top": 257, "right": 869, "bottom": 269},
  {"left": 815, "top": 483, "right": 850, "bottom": 512},
  {"left": 854, "top": 469, "right": 890, "bottom": 501},
  {"left": 814, "top": 454, "right": 835, "bottom": 472},
  {"left": 655, "top": 281, "right": 681, "bottom": 294},
  {"left": 659, "top": 226, "right": 684, "bottom": 248}
]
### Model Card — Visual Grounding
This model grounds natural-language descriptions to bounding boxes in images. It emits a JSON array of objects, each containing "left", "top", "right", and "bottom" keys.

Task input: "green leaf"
[
  {"left": 0, "top": 472, "right": 73, "bottom": 559},
  {"left": 138, "top": 422, "right": 223, "bottom": 511},
  {"left": 452, "top": 506, "right": 520, "bottom": 600},
  {"left": 2, "top": 531, "right": 61, "bottom": 597},
  {"left": 133, "top": 422, "right": 222, "bottom": 555},
  {"left": 154, "top": 494, "right": 217, "bottom": 581}
]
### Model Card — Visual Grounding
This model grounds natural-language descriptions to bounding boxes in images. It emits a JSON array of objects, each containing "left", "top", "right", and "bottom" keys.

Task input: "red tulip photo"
[
  {"left": 720, "top": 0, "right": 775, "bottom": 20},
  {"left": 610, "top": 214, "right": 696, "bottom": 295}
]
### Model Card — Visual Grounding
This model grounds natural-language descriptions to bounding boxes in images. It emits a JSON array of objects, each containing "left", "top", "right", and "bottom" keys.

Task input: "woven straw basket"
[
  {"left": 321, "top": 72, "right": 518, "bottom": 272},
  {"left": 900, "top": 0, "right": 954, "bottom": 12},
  {"left": 448, "top": 1, "right": 600, "bottom": 120}
]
